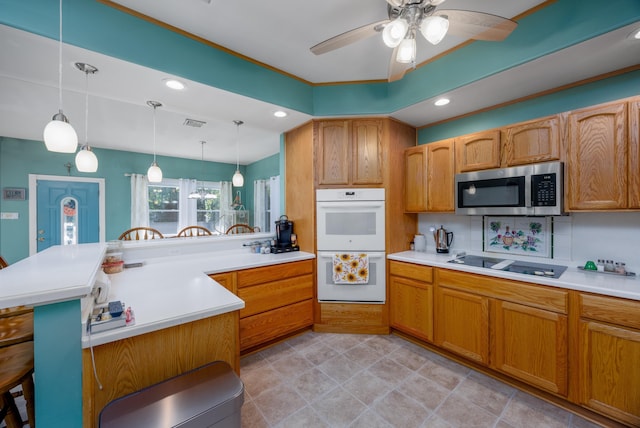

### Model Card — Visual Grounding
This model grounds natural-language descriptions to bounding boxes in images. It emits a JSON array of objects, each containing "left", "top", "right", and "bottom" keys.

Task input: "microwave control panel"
[{"left": 531, "top": 173, "right": 557, "bottom": 206}]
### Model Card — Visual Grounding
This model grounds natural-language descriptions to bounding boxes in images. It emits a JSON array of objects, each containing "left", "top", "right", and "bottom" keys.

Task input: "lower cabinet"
[
  {"left": 389, "top": 261, "right": 434, "bottom": 342},
  {"left": 434, "top": 269, "right": 568, "bottom": 395},
  {"left": 493, "top": 300, "right": 567, "bottom": 396},
  {"left": 435, "top": 286, "right": 490, "bottom": 364},
  {"left": 579, "top": 293, "right": 640, "bottom": 426},
  {"left": 214, "top": 259, "right": 315, "bottom": 352}
]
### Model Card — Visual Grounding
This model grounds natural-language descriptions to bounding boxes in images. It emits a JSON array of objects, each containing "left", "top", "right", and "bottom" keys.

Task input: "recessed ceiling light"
[
  {"left": 274, "top": 110, "right": 288, "bottom": 118},
  {"left": 163, "top": 78, "right": 185, "bottom": 90},
  {"left": 633, "top": 28, "right": 640, "bottom": 40},
  {"left": 434, "top": 98, "right": 450, "bottom": 106}
]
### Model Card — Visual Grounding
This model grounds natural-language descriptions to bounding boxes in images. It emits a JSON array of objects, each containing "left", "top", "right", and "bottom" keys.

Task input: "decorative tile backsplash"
[{"left": 484, "top": 216, "right": 551, "bottom": 258}]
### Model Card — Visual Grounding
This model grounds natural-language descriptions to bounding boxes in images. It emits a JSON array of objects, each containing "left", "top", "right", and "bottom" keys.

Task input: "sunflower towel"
[{"left": 333, "top": 253, "right": 369, "bottom": 284}]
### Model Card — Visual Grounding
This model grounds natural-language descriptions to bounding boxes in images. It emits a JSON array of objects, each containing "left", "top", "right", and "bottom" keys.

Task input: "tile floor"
[{"left": 240, "top": 331, "right": 604, "bottom": 428}]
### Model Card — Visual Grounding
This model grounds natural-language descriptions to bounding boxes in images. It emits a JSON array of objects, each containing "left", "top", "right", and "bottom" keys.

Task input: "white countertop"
[
  {"left": 0, "top": 243, "right": 106, "bottom": 307},
  {"left": 389, "top": 251, "right": 640, "bottom": 301},
  {"left": 82, "top": 249, "right": 315, "bottom": 347}
]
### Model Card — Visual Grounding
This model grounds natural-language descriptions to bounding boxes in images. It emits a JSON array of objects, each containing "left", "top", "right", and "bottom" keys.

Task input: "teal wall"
[
  {"left": 418, "top": 70, "right": 640, "bottom": 144},
  {"left": 0, "top": 137, "right": 278, "bottom": 264}
]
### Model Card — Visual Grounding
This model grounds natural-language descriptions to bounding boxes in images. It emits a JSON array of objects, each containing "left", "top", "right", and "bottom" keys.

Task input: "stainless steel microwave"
[{"left": 455, "top": 162, "right": 564, "bottom": 216}]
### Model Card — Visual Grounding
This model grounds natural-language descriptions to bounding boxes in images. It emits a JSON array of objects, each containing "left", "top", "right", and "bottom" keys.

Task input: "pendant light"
[
  {"left": 147, "top": 101, "right": 163, "bottom": 183},
  {"left": 232, "top": 120, "right": 244, "bottom": 187},
  {"left": 43, "top": 0, "right": 78, "bottom": 153},
  {"left": 189, "top": 141, "right": 217, "bottom": 199},
  {"left": 74, "top": 62, "right": 98, "bottom": 172}
]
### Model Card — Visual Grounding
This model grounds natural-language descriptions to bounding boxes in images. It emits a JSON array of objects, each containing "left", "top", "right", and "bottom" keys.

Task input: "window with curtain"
[{"left": 146, "top": 178, "right": 222, "bottom": 235}]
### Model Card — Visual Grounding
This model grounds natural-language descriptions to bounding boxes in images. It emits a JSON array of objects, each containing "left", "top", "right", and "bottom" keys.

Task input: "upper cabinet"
[
  {"left": 317, "top": 119, "right": 383, "bottom": 186},
  {"left": 404, "top": 139, "right": 455, "bottom": 213},
  {"left": 566, "top": 101, "right": 628, "bottom": 210},
  {"left": 629, "top": 98, "right": 640, "bottom": 209},
  {"left": 502, "top": 115, "right": 562, "bottom": 166},
  {"left": 455, "top": 130, "right": 501, "bottom": 173}
]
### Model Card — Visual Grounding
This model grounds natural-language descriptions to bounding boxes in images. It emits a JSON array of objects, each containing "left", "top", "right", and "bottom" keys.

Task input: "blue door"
[{"left": 36, "top": 180, "right": 100, "bottom": 252}]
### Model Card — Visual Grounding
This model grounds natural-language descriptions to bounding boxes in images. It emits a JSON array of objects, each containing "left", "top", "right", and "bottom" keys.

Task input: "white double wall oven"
[{"left": 316, "top": 188, "right": 386, "bottom": 303}]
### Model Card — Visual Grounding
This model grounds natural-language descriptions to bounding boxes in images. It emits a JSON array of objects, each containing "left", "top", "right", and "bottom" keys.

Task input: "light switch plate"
[{"left": 1, "top": 212, "right": 19, "bottom": 220}]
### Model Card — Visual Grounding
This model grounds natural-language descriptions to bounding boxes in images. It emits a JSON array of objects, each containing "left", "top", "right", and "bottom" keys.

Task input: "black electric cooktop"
[{"left": 448, "top": 255, "right": 567, "bottom": 279}]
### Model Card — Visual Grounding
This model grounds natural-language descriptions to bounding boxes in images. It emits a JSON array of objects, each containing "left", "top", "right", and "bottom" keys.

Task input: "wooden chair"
[
  {"left": 225, "top": 224, "right": 257, "bottom": 235},
  {"left": 0, "top": 341, "right": 35, "bottom": 428},
  {"left": 118, "top": 227, "right": 164, "bottom": 241},
  {"left": 177, "top": 226, "right": 212, "bottom": 237}
]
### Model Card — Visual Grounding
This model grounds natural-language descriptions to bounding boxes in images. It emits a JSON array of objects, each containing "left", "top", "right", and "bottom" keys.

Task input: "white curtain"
[
  {"left": 130, "top": 174, "right": 149, "bottom": 227},
  {"left": 270, "top": 175, "right": 281, "bottom": 232},
  {"left": 254, "top": 179, "right": 268, "bottom": 232},
  {"left": 178, "top": 178, "right": 198, "bottom": 230},
  {"left": 218, "top": 181, "right": 233, "bottom": 233}
]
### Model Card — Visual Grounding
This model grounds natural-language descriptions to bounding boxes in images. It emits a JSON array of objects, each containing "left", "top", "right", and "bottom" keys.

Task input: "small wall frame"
[{"left": 2, "top": 188, "right": 26, "bottom": 201}]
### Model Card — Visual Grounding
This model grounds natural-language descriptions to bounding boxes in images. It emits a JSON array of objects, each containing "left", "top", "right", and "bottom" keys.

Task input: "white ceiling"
[{"left": 0, "top": 1, "right": 639, "bottom": 165}]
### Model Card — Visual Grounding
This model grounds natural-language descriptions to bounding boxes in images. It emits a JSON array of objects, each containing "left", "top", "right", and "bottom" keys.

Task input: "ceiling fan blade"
[
  {"left": 310, "top": 19, "right": 389, "bottom": 55},
  {"left": 435, "top": 10, "right": 517, "bottom": 41},
  {"left": 388, "top": 47, "right": 409, "bottom": 82}
]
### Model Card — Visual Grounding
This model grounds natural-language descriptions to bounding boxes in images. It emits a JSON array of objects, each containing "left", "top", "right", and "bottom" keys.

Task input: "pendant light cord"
[
  {"left": 84, "top": 70, "right": 89, "bottom": 147},
  {"left": 153, "top": 105, "right": 157, "bottom": 163},
  {"left": 57, "top": 0, "right": 63, "bottom": 111},
  {"left": 235, "top": 122, "right": 240, "bottom": 170}
]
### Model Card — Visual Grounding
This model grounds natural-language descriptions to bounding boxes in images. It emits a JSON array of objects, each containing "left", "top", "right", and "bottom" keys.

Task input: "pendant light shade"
[
  {"left": 232, "top": 120, "right": 244, "bottom": 187},
  {"left": 396, "top": 37, "right": 416, "bottom": 63},
  {"left": 147, "top": 101, "right": 163, "bottom": 183},
  {"left": 74, "top": 62, "right": 98, "bottom": 172},
  {"left": 420, "top": 15, "right": 449, "bottom": 45},
  {"left": 44, "top": 0, "right": 77, "bottom": 153},
  {"left": 382, "top": 19, "right": 409, "bottom": 48}
]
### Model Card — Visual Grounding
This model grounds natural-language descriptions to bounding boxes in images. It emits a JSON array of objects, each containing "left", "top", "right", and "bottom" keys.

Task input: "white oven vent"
[{"left": 183, "top": 118, "right": 206, "bottom": 128}]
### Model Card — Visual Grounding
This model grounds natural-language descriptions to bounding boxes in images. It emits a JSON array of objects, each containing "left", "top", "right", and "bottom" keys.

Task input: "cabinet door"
[
  {"left": 455, "top": 130, "right": 501, "bottom": 173},
  {"left": 435, "top": 287, "right": 489, "bottom": 365},
  {"left": 352, "top": 119, "right": 383, "bottom": 184},
  {"left": 629, "top": 99, "right": 640, "bottom": 208},
  {"left": 427, "top": 139, "right": 455, "bottom": 212},
  {"left": 579, "top": 321, "right": 640, "bottom": 426},
  {"left": 493, "top": 301, "right": 567, "bottom": 396},
  {"left": 404, "top": 145, "right": 428, "bottom": 212},
  {"left": 390, "top": 275, "right": 433, "bottom": 342},
  {"left": 209, "top": 272, "right": 236, "bottom": 294},
  {"left": 317, "top": 120, "right": 350, "bottom": 185},
  {"left": 503, "top": 116, "right": 561, "bottom": 166},
  {"left": 567, "top": 102, "right": 627, "bottom": 210}
]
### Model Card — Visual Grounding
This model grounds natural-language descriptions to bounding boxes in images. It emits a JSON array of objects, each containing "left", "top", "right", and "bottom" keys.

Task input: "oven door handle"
[{"left": 317, "top": 201, "right": 384, "bottom": 209}]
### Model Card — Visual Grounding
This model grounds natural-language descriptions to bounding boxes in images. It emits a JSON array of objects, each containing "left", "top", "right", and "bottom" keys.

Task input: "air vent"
[{"left": 183, "top": 119, "right": 206, "bottom": 128}]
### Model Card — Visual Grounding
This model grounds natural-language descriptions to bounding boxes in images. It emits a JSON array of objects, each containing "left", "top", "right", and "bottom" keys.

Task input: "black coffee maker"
[{"left": 272, "top": 215, "right": 299, "bottom": 253}]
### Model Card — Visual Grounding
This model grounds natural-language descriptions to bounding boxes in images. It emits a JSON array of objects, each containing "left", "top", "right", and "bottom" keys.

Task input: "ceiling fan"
[{"left": 310, "top": 0, "right": 518, "bottom": 82}]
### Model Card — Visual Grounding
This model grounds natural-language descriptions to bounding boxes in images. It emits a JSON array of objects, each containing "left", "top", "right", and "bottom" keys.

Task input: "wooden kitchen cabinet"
[
  {"left": 389, "top": 261, "right": 434, "bottom": 342},
  {"left": 435, "top": 268, "right": 569, "bottom": 392},
  {"left": 404, "top": 139, "right": 455, "bottom": 212},
  {"left": 455, "top": 130, "right": 501, "bottom": 173},
  {"left": 502, "top": 115, "right": 562, "bottom": 166},
  {"left": 566, "top": 101, "right": 628, "bottom": 210},
  {"left": 436, "top": 285, "right": 490, "bottom": 365},
  {"left": 493, "top": 300, "right": 567, "bottom": 396},
  {"left": 317, "top": 119, "right": 383, "bottom": 186},
  {"left": 236, "top": 260, "right": 314, "bottom": 351},
  {"left": 579, "top": 293, "right": 640, "bottom": 426},
  {"left": 404, "top": 145, "right": 428, "bottom": 212},
  {"left": 629, "top": 98, "right": 640, "bottom": 208},
  {"left": 209, "top": 271, "right": 236, "bottom": 294}
]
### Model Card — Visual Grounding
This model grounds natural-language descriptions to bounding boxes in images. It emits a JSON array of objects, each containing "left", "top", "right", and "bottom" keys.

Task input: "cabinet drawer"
[
  {"left": 437, "top": 269, "right": 567, "bottom": 314},
  {"left": 239, "top": 299, "right": 313, "bottom": 351},
  {"left": 580, "top": 293, "right": 640, "bottom": 330},
  {"left": 389, "top": 261, "right": 433, "bottom": 283},
  {"left": 237, "top": 260, "right": 313, "bottom": 288},
  {"left": 238, "top": 274, "right": 313, "bottom": 318}
]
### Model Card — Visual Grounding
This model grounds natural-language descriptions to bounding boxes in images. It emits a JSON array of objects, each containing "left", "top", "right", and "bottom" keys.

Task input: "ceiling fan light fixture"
[
  {"left": 420, "top": 15, "right": 449, "bottom": 45},
  {"left": 382, "top": 19, "right": 409, "bottom": 48},
  {"left": 396, "top": 37, "right": 416, "bottom": 63}
]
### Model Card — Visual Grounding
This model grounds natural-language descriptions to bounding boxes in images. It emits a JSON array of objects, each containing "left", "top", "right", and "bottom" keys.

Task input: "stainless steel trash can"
[{"left": 99, "top": 361, "right": 244, "bottom": 428}]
